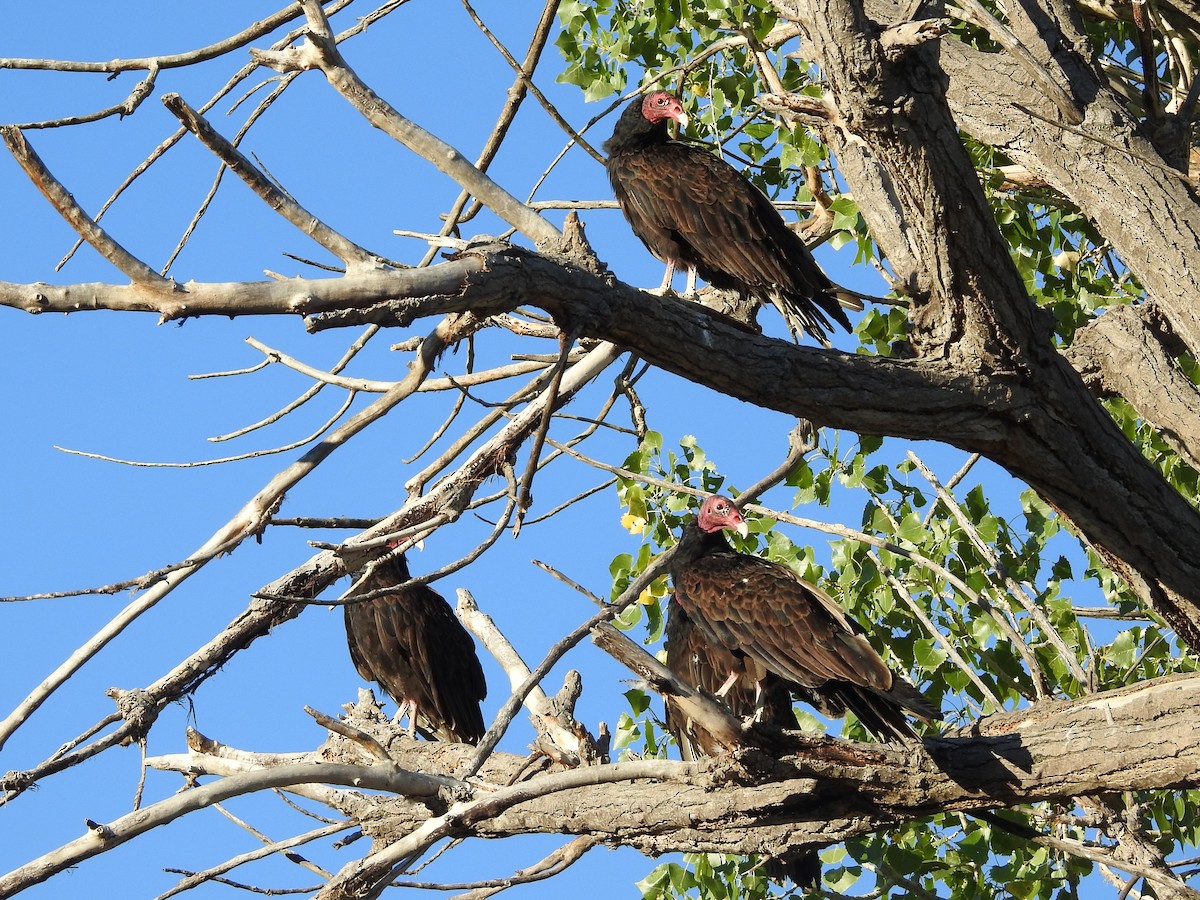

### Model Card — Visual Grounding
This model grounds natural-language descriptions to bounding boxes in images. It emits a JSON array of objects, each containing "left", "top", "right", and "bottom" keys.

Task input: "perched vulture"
[
  {"left": 604, "top": 91, "right": 856, "bottom": 346},
  {"left": 666, "top": 600, "right": 822, "bottom": 887},
  {"left": 665, "top": 600, "right": 802, "bottom": 759},
  {"left": 669, "top": 496, "right": 941, "bottom": 743},
  {"left": 344, "top": 554, "right": 487, "bottom": 744}
]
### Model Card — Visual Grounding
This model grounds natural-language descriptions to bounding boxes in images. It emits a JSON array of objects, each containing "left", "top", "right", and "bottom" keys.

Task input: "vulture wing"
[
  {"left": 674, "top": 547, "right": 896, "bottom": 693},
  {"left": 611, "top": 141, "right": 833, "bottom": 302}
]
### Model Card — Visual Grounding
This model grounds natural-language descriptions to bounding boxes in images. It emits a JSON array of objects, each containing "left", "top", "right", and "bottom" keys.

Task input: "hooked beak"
[{"left": 733, "top": 520, "right": 749, "bottom": 539}]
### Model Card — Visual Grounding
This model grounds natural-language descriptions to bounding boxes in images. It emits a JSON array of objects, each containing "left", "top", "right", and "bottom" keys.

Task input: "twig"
[
  {"left": 211, "top": 801, "right": 334, "bottom": 880},
  {"left": 243, "top": 334, "right": 567, "bottom": 395},
  {"left": 11, "top": 64, "right": 160, "bottom": 130},
  {"left": 419, "top": 0, "right": 567, "bottom": 266},
  {"left": 211, "top": 326, "right": 379, "bottom": 442},
  {"left": 868, "top": 549, "right": 1003, "bottom": 711},
  {"left": 906, "top": 450, "right": 1089, "bottom": 688},
  {"left": 458, "top": 545, "right": 677, "bottom": 779},
  {"left": 521, "top": 479, "right": 617, "bottom": 527},
  {"left": 53, "top": 390, "right": 355, "bottom": 468},
  {"left": 923, "top": 451, "right": 980, "bottom": 525},
  {"left": 735, "top": 420, "right": 818, "bottom": 505},
  {"left": 162, "top": 93, "right": 382, "bottom": 271},
  {"left": 0, "top": 314, "right": 467, "bottom": 754},
  {"left": 305, "top": 706, "right": 391, "bottom": 762},
  {"left": 514, "top": 329, "right": 577, "bottom": 534},
  {"left": 431, "top": 835, "right": 599, "bottom": 899}
]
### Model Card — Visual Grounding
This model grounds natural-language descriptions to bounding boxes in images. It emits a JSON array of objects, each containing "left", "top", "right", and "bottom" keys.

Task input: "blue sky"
[{"left": 0, "top": 3, "right": 1100, "bottom": 898}]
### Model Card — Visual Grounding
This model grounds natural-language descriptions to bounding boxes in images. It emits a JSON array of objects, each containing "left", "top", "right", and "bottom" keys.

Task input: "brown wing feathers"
[
  {"left": 344, "top": 555, "right": 487, "bottom": 744},
  {"left": 604, "top": 91, "right": 853, "bottom": 344},
  {"left": 668, "top": 496, "right": 941, "bottom": 744}
]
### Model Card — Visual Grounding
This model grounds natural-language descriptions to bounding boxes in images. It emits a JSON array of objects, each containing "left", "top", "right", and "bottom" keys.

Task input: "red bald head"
[
  {"left": 696, "top": 495, "right": 749, "bottom": 537},
  {"left": 641, "top": 91, "right": 689, "bottom": 128}
]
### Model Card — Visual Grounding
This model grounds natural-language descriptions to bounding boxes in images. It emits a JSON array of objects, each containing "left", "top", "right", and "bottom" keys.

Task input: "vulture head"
[
  {"left": 696, "top": 495, "right": 749, "bottom": 538},
  {"left": 640, "top": 90, "right": 689, "bottom": 128}
]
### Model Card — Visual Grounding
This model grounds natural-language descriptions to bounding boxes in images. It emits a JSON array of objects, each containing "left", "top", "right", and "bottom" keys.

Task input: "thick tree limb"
[
  {"left": 5, "top": 241, "right": 1200, "bottom": 647},
  {"left": 1066, "top": 303, "right": 1200, "bottom": 470},
  {"left": 766, "top": 0, "right": 1200, "bottom": 648},
  {"left": 38, "top": 673, "right": 1196, "bottom": 897}
]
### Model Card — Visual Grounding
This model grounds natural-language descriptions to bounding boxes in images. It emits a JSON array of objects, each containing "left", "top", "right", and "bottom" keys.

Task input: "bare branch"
[
  {"left": 1, "top": 126, "right": 171, "bottom": 285},
  {"left": 255, "top": 0, "right": 562, "bottom": 250},
  {"left": 0, "top": 2, "right": 317, "bottom": 74},
  {"left": 152, "top": 822, "right": 350, "bottom": 900},
  {"left": 162, "top": 93, "right": 384, "bottom": 272}
]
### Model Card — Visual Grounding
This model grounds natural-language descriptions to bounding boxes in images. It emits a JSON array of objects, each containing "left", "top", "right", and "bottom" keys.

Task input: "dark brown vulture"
[
  {"left": 665, "top": 600, "right": 822, "bottom": 887},
  {"left": 669, "top": 496, "right": 941, "bottom": 743},
  {"left": 344, "top": 554, "right": 487, "bottom": 744},
  {"left": 603, "top": 90, "right": 855, "bottom": 346}
]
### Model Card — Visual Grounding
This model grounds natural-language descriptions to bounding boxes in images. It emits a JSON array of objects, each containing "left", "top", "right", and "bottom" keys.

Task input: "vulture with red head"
[
  {"left": 344, "top": 554, "right": 487, "bottom": 744},
  {"left": 668, "top": 496, "right": 940, "bottom": 743},
  {"left": 604, "top": 91, "right": 856, "bottom": 346}
]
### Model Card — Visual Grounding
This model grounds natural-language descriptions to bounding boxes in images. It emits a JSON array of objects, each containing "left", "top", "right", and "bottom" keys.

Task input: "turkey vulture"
[
  {"left": 604, "top": 91, "right": 855, "bottom": 346},
  {"left": 344, "top": 553, "right": 487, "bottom": 744},
  {"left": 669, "top": 496, "right": 940, "bottom": 743},
  {"left": 665, "top": 600, "right": 802, "bottom": 759},
  {"left": 665, "top": 600, "right": 822, "bottom": 887}
]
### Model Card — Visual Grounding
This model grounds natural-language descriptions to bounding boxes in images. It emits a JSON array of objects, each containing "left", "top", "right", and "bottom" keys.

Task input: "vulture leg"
[
  {"left": 750, "top": 679, "right": 768, "bottom": 723},
  {"left": 647, "top": 259, "right": 677, "bottom": 296},
  {"left": 683, "top": 265, "right": 698, "bottom": 298},
  {"left": 714, "top": 668, "right": 741, "bottom": 698}
]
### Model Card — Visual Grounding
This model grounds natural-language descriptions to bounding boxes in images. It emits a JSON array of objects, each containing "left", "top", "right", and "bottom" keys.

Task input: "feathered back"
[{"left": 670, "top": 497, "right": 941, "bottom": 742}]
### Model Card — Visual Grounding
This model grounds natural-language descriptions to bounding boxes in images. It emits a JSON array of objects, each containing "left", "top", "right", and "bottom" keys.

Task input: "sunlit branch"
[
  {"left": 422, "top": 0, "right": 566, "bottom": 269},
  {"left": 152, "top": 821, "right": 349, "bottom": 900},
  {"left": 1, "top": 126, "right": 170, "bottom": 286},
  {"left": 459, "top": 544, "right": 677, "bottom": 780},
  {"left": 163, "top": 93, "right": 383, "bottom": 271},
  {"left": 0, "top": 761, "right": 459, "bottom": 896},
  {"left": 243, "top": 334, "right": 575, "bottom": 395},
  {"left": 404, "top": 835, "right": 599, "bottom": 898},
  {"left": 458, "top": 589, "right": 597, "bottom": 766},
  {"left": 265, "top": 0, "right": 562, "bottom": 250},
  {"left": 311, "top": 758, "right": 696, "bottom": 899},
  {"left": 0, "top": 2, "right": 321, "bottom": 73}
]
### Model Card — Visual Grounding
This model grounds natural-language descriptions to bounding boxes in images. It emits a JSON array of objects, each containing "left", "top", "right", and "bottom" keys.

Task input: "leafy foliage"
[{"left": 605, "top": 419, "right": 1198, "bottom": 895}]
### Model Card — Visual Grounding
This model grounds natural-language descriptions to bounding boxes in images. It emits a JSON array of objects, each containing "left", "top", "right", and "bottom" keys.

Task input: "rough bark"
[
  {"left": 1066, "top": 303, "right": 1200, "bottom": 469},
  {"left": 769, "top": 0, "right": 1200, "bottom": 647},
  {"left": 319, "top": 674, "right": 1200, "bottom": 857}
]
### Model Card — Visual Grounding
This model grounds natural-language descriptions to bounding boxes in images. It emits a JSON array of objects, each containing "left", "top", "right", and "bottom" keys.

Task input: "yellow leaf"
[{"left": 621, "top": 513, "right": 647, "bottom": 534}]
